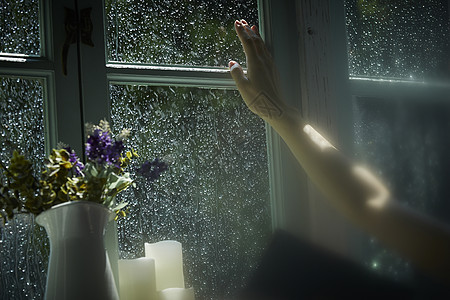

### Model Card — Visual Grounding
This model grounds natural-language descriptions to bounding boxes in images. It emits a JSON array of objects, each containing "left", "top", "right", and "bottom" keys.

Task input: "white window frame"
[{"left": 293, "top": 0, "right": 366, "bottom": 257}]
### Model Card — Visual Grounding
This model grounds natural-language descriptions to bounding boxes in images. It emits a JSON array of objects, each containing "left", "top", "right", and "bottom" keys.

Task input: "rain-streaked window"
[
  {"left": 353, "top": 93, "right": 450, "bottom": 280},
  {"left": 0, "top": 77, "right": 48, "bottom": 299},
  {"left": 105, "top": 0, "right": 257, "bottom": 67},
  {"left": 105, "top": 1, "right": 270, "bottom": 299},
  {"left": 0, "top": 0, "right": 41, "bottom": 56},
  {"left": 346, "top": 0, "right": 450, "bottom": 283},
  {"left": 110, "top": 85, "right": 271, "bottom": 299},
  {"left": 0, "top": 1, "right": 269, "bottom": 299},
  {"left": 345, "top": 0, "right": 449, "bottom": 80}
]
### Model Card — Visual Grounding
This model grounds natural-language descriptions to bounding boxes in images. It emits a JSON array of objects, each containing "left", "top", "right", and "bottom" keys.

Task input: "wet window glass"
[
  {"left": 110, "top": 85, "right": 271, "bottom": 299},
  {"left": 354, "top": 94, "right": 450, "bottom": 280},
  {"left": 0, "top": 0, "right": 41, "bottom": 56},
  {"left": 347, "top": 0, "right": 450, "bottom": 282},
  {"left": 105, "top": 0, "right": 257, "bottom": 67},
  {"left": 0, "top": 77, "right": 48, "bottom": 300},
  {"left": 345, "top": 0, "right": 449, "bottom": 80}
]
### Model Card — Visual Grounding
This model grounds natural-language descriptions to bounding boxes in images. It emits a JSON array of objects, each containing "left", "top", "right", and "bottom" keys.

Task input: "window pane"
[
  {"left": 353, "top": 95, "right": 450, "bottom": 282},
  {"left": 110, "top": 85, "right": 271, "bottom": 299},
  {"left": 0, "top": 0, "right": 40, "bottom": 56},
  {"left": 345, "top": 0, "right": 449, "bottom": 80},
  {"left": 0, "top": 77, "right": 48, "bottom": 300},
  {"left": 105, "top": 0, "right": 257, "bottom": 67}
]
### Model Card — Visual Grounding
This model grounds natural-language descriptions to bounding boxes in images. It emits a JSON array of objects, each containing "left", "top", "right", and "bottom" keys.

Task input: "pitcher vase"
[{"left": 36, "top": 201, "right": 119, "bottom": 300}]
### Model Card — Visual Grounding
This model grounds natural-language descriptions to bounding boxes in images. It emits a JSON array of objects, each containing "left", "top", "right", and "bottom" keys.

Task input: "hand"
[{"left": 229, "top": 20, "right": 288, "bottom": 122}]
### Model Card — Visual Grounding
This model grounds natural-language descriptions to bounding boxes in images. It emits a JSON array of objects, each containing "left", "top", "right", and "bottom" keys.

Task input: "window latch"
[{"left": 62, "top": 7, "right": 94, "bottom": 75}]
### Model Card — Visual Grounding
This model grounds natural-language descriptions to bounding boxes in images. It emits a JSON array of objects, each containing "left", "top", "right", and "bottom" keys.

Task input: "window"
[
  {"left": 0, "top": 1, "right": 276, "bottom": 299},
  {"left": 345, "top": 0, "right": 450, "bottom": 282},
  {"left": 292, "top": 0, "right": 450, "bottom": 286},
  {"left": 1, "top": 1, "right": 55, "bottom": 298},
  {"left": 105, "top": 0, "right": 253, "bottom": 66},
  {"left": 346, "top": 0, "right": 449, "bottom": 80},
  {"left": 0, "top": 0, "right": 41, "bottom": 55},
  {"left": 110, "top": 85, "right": 271, "bottom": 298},
  {"left": 7, "top": 0, "right": 442, "bottom": 297},
  {"left": 0, "top": 77, "right": 49, "bottom": 300}
]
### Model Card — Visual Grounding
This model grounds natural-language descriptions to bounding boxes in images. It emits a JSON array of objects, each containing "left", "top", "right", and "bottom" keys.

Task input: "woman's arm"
[{"left": 229, "top": 19, "right": 450, "bottom": 283}]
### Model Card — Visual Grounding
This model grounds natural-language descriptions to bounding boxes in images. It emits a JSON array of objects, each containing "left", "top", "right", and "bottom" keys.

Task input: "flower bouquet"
[
  {"left": 0, "top": 120, "right": 167, "bottom": 222},
  {"left": 0, "top": 120, "right": 168, "bottom": 300}
]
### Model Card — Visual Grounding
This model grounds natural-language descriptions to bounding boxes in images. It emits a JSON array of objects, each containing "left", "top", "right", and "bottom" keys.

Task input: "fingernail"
[{"left": 229, "top": 61, "right": 240, "bottom": 71}]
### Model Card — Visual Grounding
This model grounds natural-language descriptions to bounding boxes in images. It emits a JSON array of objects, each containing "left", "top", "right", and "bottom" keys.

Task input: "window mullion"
[
  {"left": 48, "top": 0, "right": 84, "bottom": 154},
  {"left": 77, "top": 0, "right": 110, "bottom": 126},
  {"left": 0, "top": 58, "right": 54, "bottom": 71},
  {"left": 295, "top": 0, "right": 360, "bottom": 257},
  {"left": 107, "top": 65, "right": 236, "bottom": 88},
  {"left": 259, "top": 0, "right": 311, "bottom": 235},
  {"left": 40, "top": 0, "right": 53, "bottom": 60},
  {"left": 350, "top": 78, "right": 450, "bottom": 100}
]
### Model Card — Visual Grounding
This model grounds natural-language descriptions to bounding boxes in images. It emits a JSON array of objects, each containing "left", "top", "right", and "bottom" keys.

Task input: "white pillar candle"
[
  {"left": 118, "top": 257, "right": 157, "bottom": 300},
  {"left": 158, "top": 288, "right": 195, "bottom": 300},
  {"left": 144, "top": 241, "right": 185, "bottom": 291}
]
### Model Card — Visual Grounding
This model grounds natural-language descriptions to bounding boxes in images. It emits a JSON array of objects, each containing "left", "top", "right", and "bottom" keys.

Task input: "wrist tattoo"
[{"left": 249, "top": 91, "right": 283, "bottom": 119}]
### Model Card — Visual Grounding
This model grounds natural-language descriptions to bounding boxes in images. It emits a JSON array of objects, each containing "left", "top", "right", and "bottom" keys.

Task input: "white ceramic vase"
[{"left": 36, "top": 201, "right": 119, "bottom": 300}]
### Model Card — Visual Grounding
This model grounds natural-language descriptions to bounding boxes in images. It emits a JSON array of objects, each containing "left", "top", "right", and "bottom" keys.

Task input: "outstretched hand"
[{"left": 229, "top": 20, "right": 288, "bottom": 122}]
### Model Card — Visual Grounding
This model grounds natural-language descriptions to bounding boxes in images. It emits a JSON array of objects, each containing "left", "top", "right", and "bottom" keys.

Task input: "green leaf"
[
  {"left": 112, "top": 201, "right": 128, "bottom": 211},
  {"left": 83, "top": 163, "right": 98, "bottom": 178},
  {"left": 107, "top": 172, "right": 132, "bottom": 192}
]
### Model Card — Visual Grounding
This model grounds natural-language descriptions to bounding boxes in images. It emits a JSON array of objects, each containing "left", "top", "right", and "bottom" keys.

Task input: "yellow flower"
[
  {"left": 62, "top": 177, "right": 87, "bottom": 201},
  {"left": 8, "top": 151, "right": 33, "bottom": 181}
]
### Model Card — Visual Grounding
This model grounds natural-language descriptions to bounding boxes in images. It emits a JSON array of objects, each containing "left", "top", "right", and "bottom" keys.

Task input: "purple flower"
[
  {"left": 85, "top": 129, "right": 124, "bottom": 167},
  {"left": 137, "top": 158, "right": 168, "bottom": 182},
  {"left": 64, "top": 147, "right": 84, "bottom": 176}
]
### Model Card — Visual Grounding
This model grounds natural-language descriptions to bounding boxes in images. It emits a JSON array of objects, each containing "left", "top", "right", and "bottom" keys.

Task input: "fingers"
[
  {"left": 251, "top": 25, "right": 260, "bottom": 37},
  {"left": 234, "top": 20, "right": 254, "bottom": 56},
  {"left": 235, "top": 20, "right": 262, "bottom": 58},
  {"left": 229, "top": 60, "right": 250, "bottom": 91},
  {"left": 240, "top": 19, "right": 259, "bottom": 35},
  {"left": 235, "top": 20, "right": 271, "bottom": 64}
]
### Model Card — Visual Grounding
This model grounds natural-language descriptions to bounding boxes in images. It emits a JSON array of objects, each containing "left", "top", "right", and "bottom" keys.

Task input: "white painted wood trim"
[
  {"left": 295, "top": 0, "right": 362, "bottom": 258},
  {"left": 260, "top": 0, "right": 312, "bottom": 236}
]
